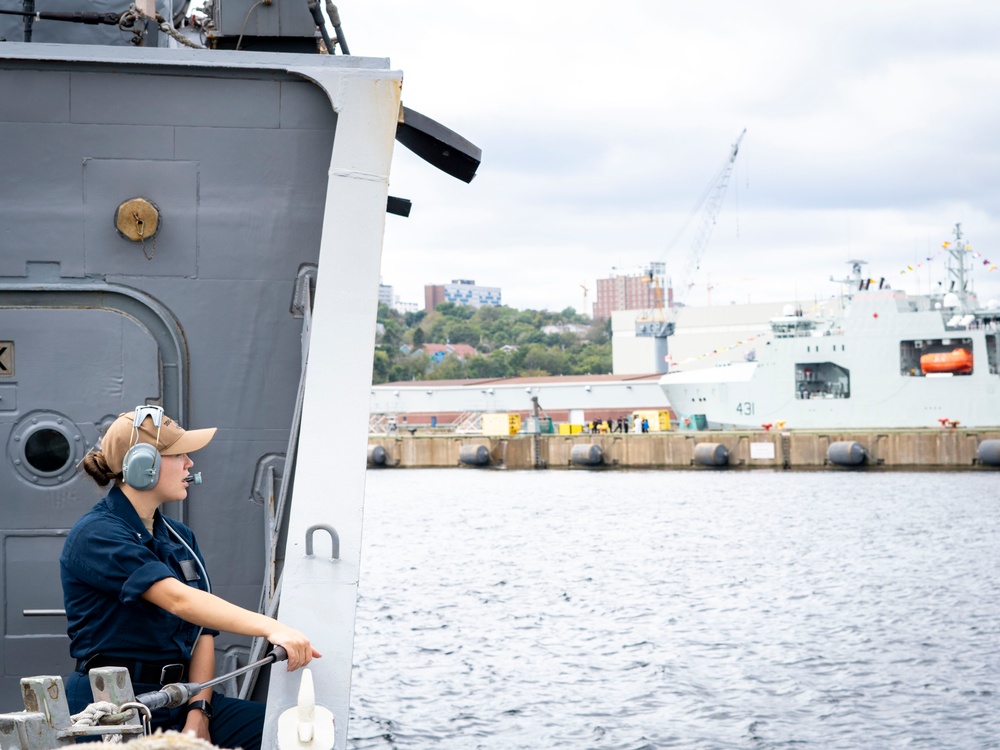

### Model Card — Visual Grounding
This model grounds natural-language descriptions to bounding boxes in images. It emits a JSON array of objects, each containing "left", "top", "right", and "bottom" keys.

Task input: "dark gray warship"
[{"left": 0, "top": 3, "right": 479, "bottom": 747}]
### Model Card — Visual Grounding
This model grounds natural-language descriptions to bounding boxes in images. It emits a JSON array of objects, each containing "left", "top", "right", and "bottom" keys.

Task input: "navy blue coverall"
[{"left": 61, "top": 486, "right": 265, "bottom": 750}]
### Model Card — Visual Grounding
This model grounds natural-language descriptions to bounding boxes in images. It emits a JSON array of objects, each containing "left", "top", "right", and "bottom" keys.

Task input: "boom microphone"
[{"left": 185, "top": 473, "right": 202, "bottom": 485}]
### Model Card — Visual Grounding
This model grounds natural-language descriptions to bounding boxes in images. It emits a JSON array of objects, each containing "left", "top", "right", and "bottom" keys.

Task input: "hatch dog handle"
[{"left": 305, "top": 524, "right": 340, "bottom": 560}]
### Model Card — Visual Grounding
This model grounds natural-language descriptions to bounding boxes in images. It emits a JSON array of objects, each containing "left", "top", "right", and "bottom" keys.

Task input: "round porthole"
[
  {"left": 8, "top": 411, "right": 84, "bottom": 486},
  {"left": 24, "top": 428, "right": 72, "bottom": 473}
]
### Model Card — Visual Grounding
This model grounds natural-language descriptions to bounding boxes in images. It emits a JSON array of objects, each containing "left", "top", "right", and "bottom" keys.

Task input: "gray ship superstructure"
[
  {"left": 0, "top": 4, "right": 479, "bottom": 747},
  {"left": 660, "top": 226, "right": 1000, "bottom": 430}
]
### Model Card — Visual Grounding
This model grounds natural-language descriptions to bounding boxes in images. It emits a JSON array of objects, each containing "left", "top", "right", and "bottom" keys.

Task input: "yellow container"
[
  {"left": 482, "top": 413, "right": 521, "bottom": 435},
  {"left": 557, "top": 423, "right": 583, "bottom": 435}
]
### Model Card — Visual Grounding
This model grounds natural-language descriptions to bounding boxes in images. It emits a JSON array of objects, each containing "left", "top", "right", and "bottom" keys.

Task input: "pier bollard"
[
  {"left": 367, "top": 445, "right": 387, "bottom": 467},
  {"left": 459, "top": 444, "right": 490, "bottom": 466},
  {"left": 977, "top": 439, "right": 1000, "bottom": 466},
  {"left": 570, "top": 444, "right": 604, "bottom": 466},
  {"left": 693, "top": 442, "right": 728, "bottom": 467},
  {"left": 827, "top": 441, "right": 867, "bottom": 466}
]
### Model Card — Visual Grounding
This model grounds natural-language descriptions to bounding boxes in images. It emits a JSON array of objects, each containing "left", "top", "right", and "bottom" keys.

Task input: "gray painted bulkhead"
[
  {"left": 0, "top": 51, "right": 336, "bottom": 702},
  {"left": 0, "top": 46, "right": 377, "bottom": 725}
]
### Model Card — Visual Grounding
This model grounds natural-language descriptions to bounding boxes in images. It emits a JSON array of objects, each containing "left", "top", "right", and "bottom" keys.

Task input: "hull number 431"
[{"left": 736, "top": 401, "right": 754, "bottom": 416}]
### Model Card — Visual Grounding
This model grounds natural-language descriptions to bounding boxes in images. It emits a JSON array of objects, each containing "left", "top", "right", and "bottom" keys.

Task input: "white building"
[
  {"left": 370, "top": 373, "right": 667, "bottom": 426},
  {"left": 425, "top": 279, "right": 501, "bottom": 310}
]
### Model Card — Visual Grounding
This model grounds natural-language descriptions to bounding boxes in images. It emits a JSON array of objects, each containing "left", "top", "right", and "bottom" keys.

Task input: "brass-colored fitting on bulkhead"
[{"left": 114, "top": 197, "right": 161, "bottom": 259}]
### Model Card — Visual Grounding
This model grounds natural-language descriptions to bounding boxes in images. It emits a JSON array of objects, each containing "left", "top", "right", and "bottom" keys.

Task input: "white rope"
[
  {"left": 71, "top": 701, "right": 124, "bottom": 726},
  {"left": 71, "top": 701, "right": 136, "bottom": 743},
  {"left": 154, "top": 15, "right": 205, "bottom": 49}
]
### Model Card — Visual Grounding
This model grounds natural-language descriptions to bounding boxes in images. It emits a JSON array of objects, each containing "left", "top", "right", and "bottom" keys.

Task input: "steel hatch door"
[{"left": 0, "top": 305, "right": 161, "bottom": 706}]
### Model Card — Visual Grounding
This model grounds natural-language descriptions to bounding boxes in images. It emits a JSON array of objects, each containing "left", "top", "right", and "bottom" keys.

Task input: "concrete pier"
[{"left": 368, "top": 429, "right": 1000, "bottom": 470}]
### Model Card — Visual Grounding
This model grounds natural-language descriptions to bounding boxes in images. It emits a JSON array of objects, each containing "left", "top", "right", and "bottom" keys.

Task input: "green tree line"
[{"left": 373, "top": 302, "right": 612, "bottom": 383}]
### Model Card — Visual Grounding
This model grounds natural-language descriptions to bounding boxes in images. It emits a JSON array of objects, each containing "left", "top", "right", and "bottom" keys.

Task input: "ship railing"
[
  {"left": 772, "top": 328, "right": 844, "bottom": 339},
  {"left": 943, "top": 315, "right": 1000, "bottom": 331}
]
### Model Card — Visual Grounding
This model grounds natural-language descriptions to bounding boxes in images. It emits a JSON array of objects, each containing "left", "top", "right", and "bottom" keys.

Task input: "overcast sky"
[{"left": 344, "top": 1, "right": 1000, "bottom": 313}]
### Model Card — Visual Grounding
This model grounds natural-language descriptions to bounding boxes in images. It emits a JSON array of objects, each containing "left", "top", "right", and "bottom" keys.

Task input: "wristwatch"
[{"left": 188, "top": 700, "right": 213, "bottom": 720}]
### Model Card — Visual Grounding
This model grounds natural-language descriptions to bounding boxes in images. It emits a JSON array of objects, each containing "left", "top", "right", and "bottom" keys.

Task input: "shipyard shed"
[{"left": 370, "top": 373, "right": 669, "bottom": 430}]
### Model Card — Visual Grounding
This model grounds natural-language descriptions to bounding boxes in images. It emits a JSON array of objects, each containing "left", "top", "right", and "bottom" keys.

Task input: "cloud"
[{"left": 357, "top": 1, "right": 1000, "bottom": 311}]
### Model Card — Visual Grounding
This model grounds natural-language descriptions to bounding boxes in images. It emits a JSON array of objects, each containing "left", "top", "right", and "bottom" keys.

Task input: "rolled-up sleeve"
[
  {"left": 121, "top": 561, "right": 177, "bottom": 603},
  {"left": 64, "top": 518, "right": 177, "bottom": 604}
]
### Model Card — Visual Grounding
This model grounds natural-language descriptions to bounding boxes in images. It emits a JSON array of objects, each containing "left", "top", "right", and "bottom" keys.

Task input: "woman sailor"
[{"left": 61, "top": 406, "right": 320, "bottom": 750}]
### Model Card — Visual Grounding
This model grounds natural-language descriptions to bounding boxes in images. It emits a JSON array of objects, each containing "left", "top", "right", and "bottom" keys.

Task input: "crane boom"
[{"left": 676, "top": 128, "right": 746, "bottom": 303}]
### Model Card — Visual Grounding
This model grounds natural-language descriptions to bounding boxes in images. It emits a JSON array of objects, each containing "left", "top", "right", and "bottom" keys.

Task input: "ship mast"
[
  {"left": 944, "top": 222, "right": 974, "bottom": 308},
  {"left": 828, "top": 259, "right": 867, "bottom": 305}
]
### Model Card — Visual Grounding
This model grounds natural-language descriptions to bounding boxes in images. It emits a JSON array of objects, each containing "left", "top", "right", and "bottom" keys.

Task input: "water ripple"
[{"left": 349, "top": 470, "right": 1000, "bottom": 749}]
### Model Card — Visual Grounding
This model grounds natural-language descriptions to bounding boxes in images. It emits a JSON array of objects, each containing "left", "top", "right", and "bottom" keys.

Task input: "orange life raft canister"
[{"left": 920, "top": 348, "right": 973, "bottom": 374}]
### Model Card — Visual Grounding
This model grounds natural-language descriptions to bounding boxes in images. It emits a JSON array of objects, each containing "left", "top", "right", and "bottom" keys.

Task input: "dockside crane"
[
  {"left": 674, "top": 128, "right": 746, "bottom": 304},
  {"left": 634, "top": 129, "right": 745, "bottom": 372}
]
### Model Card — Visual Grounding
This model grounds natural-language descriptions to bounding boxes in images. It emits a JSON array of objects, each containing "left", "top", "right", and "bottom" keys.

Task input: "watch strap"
[{"left": 188, "top": 700, "right": 213, "bottom": 719}]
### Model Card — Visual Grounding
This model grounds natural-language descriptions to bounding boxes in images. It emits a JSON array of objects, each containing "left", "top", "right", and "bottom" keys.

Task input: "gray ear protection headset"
[{"left": 121, "top": 405, "right": 165, "bottom": 490}]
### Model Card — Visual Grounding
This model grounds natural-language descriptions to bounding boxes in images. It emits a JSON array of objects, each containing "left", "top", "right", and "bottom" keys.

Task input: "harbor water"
[{"left": 348, "top": 469, "right": 1000, "bottom": 749}]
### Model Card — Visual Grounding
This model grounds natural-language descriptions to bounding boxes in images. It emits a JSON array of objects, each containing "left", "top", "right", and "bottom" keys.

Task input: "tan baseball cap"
[{"left": 101, "top": 409, "right": 217, "bottom": 474}]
